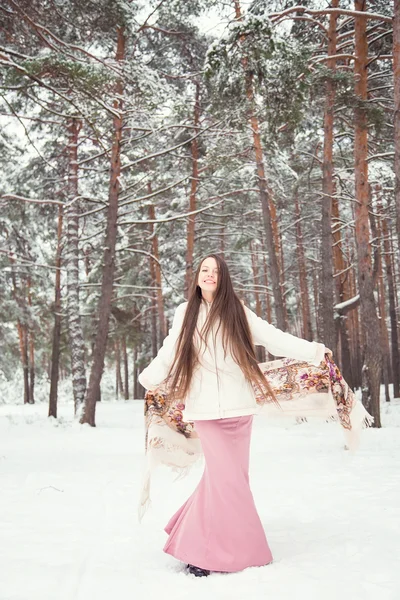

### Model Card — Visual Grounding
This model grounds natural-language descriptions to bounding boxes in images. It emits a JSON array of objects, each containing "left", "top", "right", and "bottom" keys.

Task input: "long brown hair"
[{"left": 165, "top": 253, "right": 278, "bottom": 405}]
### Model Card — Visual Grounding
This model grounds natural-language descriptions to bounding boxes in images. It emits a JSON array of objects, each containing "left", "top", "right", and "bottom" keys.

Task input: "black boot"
[{"left": 187, "top": 564, "right": 210, "bottom": 577}]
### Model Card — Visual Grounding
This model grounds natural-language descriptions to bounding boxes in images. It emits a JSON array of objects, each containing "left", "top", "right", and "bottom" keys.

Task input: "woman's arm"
[
  {"left": 243, "top": 304, "right": 328, "bottom": 366},
  {"left": 138, "top": 301, "right": 188, "bottom": 390}
]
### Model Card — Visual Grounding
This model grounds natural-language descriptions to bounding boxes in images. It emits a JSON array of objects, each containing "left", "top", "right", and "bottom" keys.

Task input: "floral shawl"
[{"left": 138, "top": 354, "right": 372, "bottom": 521}]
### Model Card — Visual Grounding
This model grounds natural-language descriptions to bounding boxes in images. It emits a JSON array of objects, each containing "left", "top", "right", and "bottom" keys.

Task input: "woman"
[{"left": 138, "top": 253, "right": 331, "bottom": 577}]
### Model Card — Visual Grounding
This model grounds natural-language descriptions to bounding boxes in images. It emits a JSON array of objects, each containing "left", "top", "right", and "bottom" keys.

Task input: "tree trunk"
[
  {"left": 377, "top": 188, "right": 400, "bottom": 398},
  {"left": 147, "top": 206, "right": 159, "bottom": 357},
  {"left": 148, "top": 200, "right": 166, "bottom": 339},
  {"left": 115, "top": 338, "right": 123, "bottom": 399},
  {"left": 81, "top": 26, "right": 125, "bottom": 426},
  {"left": 27, "top": 276, "right": 35, "bottom": 403},
  {"left": 320, "top": 0, "right": 339, "bottom": 353},
  {"left": 261, "top": 243, "right": 272, "bottom": 323},
  {"left": 133, "top": 344, "right": 143, "bottom": 400},
  {"left": 279, "top": 229, "right": 289, "bottom": 325},
  {"left": 353, "top": 0, "right": 381, "bottom": 426},
  {"left": 332, "top": 191, "right": 353, "bottom": 383},
  {"left": 9, "top": 256, "right": 30, "bottom": 403},
  {"left": 349, "top": 266, "right": 362, "bottom": 389},
  {"left": 250, "top": 241, "right": 265, "bottom": 362},
  {"left": 372, "top": 189, "right": 391, "bottom": 402},
  {"left": 249, "top": 108, "right": 286, "bottom": 329},
  {"left": 377, "top": 273, "right": 391, "bottom": 403},
  {"left": 220, "top": 198, "right": 226, "bottom": 257},
  {"left": 394, "top": 0, "right": 400, "bottom": 250},
  {"left": 233, "top": 0, "right": 286, "bottom": 329},
  {"left": 18, "top": 323, "right": 29, "bottom": 404},
  {"left": 294, "top": 185, "right": 312, "bottom": 340},
  {"left": 66, "top": 116, "right": 87, "bottom": 414},
  {"left": 122, "top": 335, "right": 129, "bottom": 400},
  {"left": 250, "top": 241, "right": 262, "bottom": 317},
  {"left": 28, "top": 331, "right": 35, "bottom": 402},
  {"left": 312, "top": 266, "right": 320, "bottom": 339},
  {"left": 49, "top": 204, "right": 64, "bottom": 418},
  {"left": 185, "top": 81, "right": 201, "bottom": 297},
  {"left": 387, "top": 227, "right": 400, "bottom": 398}
]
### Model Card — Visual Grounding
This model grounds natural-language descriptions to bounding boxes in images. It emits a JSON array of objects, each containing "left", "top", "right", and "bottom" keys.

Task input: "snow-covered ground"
[{"left": 1, "top": 393, "right": 400, "bottom": 600}]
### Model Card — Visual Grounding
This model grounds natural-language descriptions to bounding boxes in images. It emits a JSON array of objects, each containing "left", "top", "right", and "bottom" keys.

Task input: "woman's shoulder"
[
  {"left": 174, "top": 301, "right": 189, "bottom": 317},
  {"left": 176, "top": 300, "right": 189, "bottom": 311}
]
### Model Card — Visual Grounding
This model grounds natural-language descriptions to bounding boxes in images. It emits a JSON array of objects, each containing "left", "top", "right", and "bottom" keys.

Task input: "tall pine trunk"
[
  {"left": 250, "top": 241, "right": 262, "bottom": 317},
  {"left": 320, "top": 0, "right": 338, "bottom": 354},
  {"left": 294, "top": 186, "right": 312, "bottom": 340},
  {"left": 19, "top": 323, "right": 30, "bottom": 403},
  {"left": 147, "top": 202, "right": 158, "bottom": 358},
  {"left": 148, "top": 199, "right": 166, "bottom": 339},
  {"left": 185, "top": 81, "right": 201, "bottom": 297},
  {"left": 115, "top": 338, "right": 123, "bottom": 399},
  {"left": 81, "top": 26, "right": 125, "bottom": 426},
  {"left": 27, "top": 276, "right": 35, "bottom": 403},
  {"left": 121, "top": 335, "right": 129, "bottom": 400},
  {"left": 250, "top": 242, "right": 265, "bottom": 362},
  {"left": 394, "top": 0, "right": 400, "bottom": 249},
  {"left": 234, "top": 0, "right": 286, "bottom": 329},
  {"left": 10, "top": 256, "right": 31, "bottom": 403},
  {"left": 372, "top": 191, "right": 391, "bottom": 402},
  {"left": 332, "top": 192, "right": 353, "bottom": 385},
  {"left": 49, "top": 204, "right": 64, "bottom": 418},
  {"left": 376, "top": 189, "right": 400, "bottom": 397},
  {"left": 66, "top": 116, "right": 87, "bottom": 414},
  {"left": 260, "top": 237, "right": 272, "bottom": 323},
  {"left": 353, "top": 0, "right": 381, "bottom": 426}
]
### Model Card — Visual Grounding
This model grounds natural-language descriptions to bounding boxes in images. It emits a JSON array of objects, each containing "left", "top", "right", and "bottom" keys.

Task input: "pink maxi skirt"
[{"left": 163, "top": 415, "right": 273, "bottom": 573}]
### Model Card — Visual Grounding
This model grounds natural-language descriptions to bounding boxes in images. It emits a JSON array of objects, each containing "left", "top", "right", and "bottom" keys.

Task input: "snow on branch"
[
  {"left": 334, "top": 295, "right": 360, "bottom": 312},
  {"left": 120, "top": 120, "right": 222, "bottom": 171},
  {"left": 118, "top": 189, "right": 258, "bottom": 226},
  {"left": 0, "top": 249, "right": 62, "bottom": 271},
  {"left": 367, "top": 152, "right": 395, "bottom": 161},
  {"left": 270, "top": 6, "right": 392, "bottom": 25},
  {"left": 1, "top": 194, "right": 63, "bottom": 206}
]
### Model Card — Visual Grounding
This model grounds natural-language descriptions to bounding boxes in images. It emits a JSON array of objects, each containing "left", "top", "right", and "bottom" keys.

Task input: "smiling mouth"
[{"left": 204, "top": 280, "right": 215, "bottom": 283}]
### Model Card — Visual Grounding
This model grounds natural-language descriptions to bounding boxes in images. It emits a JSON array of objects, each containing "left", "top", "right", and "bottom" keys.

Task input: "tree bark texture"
[
  {"left": 376, "top": 187, "right": 400, "bottom": 398},
  {"left": 294, "top": 186, "right": 312, "bottom": 340},
  {"left": 331, "top": 193, "right": 353, "bottom": 385},
  {"left": 261, "top": 241, "right": 272, "bottom": 323},
  {"left": 320, "top": 0, "right": 339, "bottom": 353},
  {"left": 148, "top": 200, "right": 166, "bottom": 339},
  {"left": 185, "top": 81, "right": 200, "bottom": 298},
  {"left": 233, "top": 0, "right": 286, "bottom": 330},
  {"left": 66, "top": 116, "right": 87, "bottom": 414},
  {"left": 394, "top": 0, "right": 400, "bottom": 251},
  {"left": 121, "top": 335, "right": 129, "bottom": 400},
  {"left": 147, "top": 204, "right": 159, "bottom": 358},
  {"left": 27, "top": 276, "right": 35, "bottom": 403},
  {"left": 353, "top": 0, "right": 381, "bottom": 426},
  {"left": 10, "top": 256, "right": 32, "bottom": 403},
  {"left": 81, "top": 26, "right": 125, "bottom": 426},
  {"left": 49, "top": 204, "right": 64, "bottom": 418}
]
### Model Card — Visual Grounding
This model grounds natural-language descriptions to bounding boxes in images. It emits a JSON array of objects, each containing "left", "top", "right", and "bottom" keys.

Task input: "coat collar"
[{"left": 201, "top": 297, "right": 213, "bottom": 307}]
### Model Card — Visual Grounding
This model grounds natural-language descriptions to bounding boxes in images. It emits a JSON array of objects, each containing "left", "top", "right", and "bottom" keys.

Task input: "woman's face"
[{"left": 197, "top": 257, "right": 218, "bottom": 297}]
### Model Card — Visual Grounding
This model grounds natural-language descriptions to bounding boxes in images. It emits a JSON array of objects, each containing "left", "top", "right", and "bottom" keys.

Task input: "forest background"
[{"left": 1, "top": 0, "right": 399, "bottom": 429}]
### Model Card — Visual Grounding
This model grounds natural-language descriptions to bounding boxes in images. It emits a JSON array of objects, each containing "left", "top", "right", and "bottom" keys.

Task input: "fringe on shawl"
[
  {"left": 138, "top": 419, "right": 202, "bottom": 522},
  {"left": 342, "top": 399, "right": 374, "bottom": 452}
]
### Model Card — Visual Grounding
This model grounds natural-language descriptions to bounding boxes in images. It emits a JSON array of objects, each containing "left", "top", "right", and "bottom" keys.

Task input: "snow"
[
  {"left": 334, "top": 294, "right": 360, "bottom": 311},
  {"left": 1, "top": 393, "right": 400, "bottom": 600}
]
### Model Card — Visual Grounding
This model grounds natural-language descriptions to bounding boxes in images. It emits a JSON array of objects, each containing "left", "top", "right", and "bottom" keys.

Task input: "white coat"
[{"left": 138, "top": 299, "right": 327, "bottom": 421}]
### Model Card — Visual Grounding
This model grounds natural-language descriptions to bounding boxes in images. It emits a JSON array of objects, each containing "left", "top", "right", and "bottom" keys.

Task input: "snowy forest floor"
[{"left": 1, "top": 390, "right": 400, "bottom": 600}]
